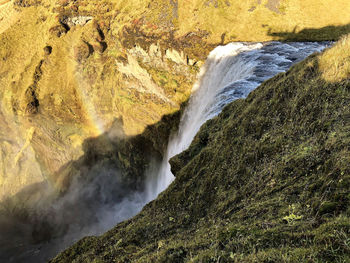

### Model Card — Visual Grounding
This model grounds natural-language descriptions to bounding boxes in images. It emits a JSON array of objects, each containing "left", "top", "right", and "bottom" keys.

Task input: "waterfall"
[
  {"left": 147, "top": 41, "right": 329, "bottom": 199},
  {"left": 1, "top": 41, "right": 330, "bottom": 263}
]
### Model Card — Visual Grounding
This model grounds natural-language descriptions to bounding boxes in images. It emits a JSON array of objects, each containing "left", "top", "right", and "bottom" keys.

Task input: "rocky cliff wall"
[{"left": 0, "top": 0, "right": 198, "bottom": 206}]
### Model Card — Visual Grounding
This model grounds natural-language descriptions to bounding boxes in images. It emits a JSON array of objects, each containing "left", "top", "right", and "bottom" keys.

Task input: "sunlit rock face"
[{"left": 0, "top": 1, "right": 197, "bottom": 207}]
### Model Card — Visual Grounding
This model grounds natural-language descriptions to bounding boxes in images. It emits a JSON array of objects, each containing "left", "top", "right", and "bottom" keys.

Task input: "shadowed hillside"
[
  {"left": 269, "top": 24, "right": 350, "bottom": 41},
  {"left": 0, "top": 102, "right": 187, "bottom": 263}
]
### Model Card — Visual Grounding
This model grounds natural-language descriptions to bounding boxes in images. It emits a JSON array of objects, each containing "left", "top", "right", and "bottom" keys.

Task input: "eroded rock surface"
[{"left": 0, "top": 1, "right": 197, "bottom": 207}]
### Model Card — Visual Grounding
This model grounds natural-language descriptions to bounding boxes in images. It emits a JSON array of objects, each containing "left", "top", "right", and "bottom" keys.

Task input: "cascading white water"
[
  {"left": 147, "top": 41, "right": 329, "bottom": 199},
  {"left": 146, "top": 43, "right": 263, "bottom": 199}
]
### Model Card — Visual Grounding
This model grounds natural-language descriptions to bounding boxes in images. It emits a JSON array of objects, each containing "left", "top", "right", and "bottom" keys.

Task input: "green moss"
[{"left": 319, "top": 202, "right": 338, "bottom": 216}]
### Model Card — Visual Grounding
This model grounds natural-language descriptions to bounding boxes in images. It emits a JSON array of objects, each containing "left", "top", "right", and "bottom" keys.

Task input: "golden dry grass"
[
  {"left": 0, "top": 0, "right": 11, "bottom": 5},
  {"left": 319, "top": 34, "right": 350, "bottom": 82},
  {"left": 176, "top": 0, "right": 350, "bottom": 42},
  {"left": 74, "top": 0, "right": 350, "bottom": 43},
  {"left": 0, "top": 1, "right": 20, "bottom": 35}
]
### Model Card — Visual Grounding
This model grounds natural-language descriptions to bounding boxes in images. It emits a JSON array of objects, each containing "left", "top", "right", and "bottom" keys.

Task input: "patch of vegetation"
[
  {"left": 142, "top": 63, "right": 194, "bottom": 103},
  {"left": 51, "top": 35, "right": 350, "bottom": 263}
]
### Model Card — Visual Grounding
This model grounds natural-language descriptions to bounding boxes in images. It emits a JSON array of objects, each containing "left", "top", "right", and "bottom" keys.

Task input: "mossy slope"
[{"left": 52, "top": 36, "right": 350, "bottom": 262}]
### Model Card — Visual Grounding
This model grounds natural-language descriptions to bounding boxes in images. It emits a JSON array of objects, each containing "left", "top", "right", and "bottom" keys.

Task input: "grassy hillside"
[
  {"left": 75, "top": 0, "right": 350, "bottom": 43},
  {"left": 52, "top": 35, "right": 350, "bottom": 262},
  {"left": 175, "top": 0, "right": 350, "bottom": 42}
]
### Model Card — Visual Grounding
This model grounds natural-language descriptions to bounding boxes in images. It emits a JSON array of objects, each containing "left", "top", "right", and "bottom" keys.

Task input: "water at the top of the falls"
[{"left": 146, "top": 41, "right": 330, "bottom": 199}]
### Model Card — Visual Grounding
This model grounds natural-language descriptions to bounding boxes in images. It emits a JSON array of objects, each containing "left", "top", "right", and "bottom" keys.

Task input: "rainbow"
[{"left": 74, "top": 69, "right": 105, "bottom": 137}]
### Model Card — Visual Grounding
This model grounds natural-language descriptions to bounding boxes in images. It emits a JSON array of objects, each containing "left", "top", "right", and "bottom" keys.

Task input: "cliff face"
[
  {"left": 0, "top": 0, "right": 197, "bottom": 205},
  {"left": 52, "top": 35, "right": 350, "bottom": 262},
  {"left": 1, "top": 0, "right": 350, "bottom": 207}
]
